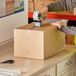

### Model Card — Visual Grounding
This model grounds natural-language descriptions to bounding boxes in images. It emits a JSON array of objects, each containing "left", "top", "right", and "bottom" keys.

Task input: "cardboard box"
[
  {"left": 14, "top": 22, "right": 65, "bottom": 60},
  {"left": 28, "top": 1, "right": 34, "bottom": 12},
  {"left": 65, "top": 34, "right": 75, "bottom": 45}
]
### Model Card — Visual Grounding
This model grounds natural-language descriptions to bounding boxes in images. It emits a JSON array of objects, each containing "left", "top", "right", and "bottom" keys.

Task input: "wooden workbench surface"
[{"left": 0, "top": 45, "right": 76, "bottom": 76}]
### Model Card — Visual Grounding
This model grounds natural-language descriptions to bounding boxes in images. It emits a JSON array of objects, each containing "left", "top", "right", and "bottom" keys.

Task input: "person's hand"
[
  {"left": 50, "top": 21, "right": 64, "bottom": 29},
  {"left": 41, "top": 7, "right": 48, "bottom": 15}
]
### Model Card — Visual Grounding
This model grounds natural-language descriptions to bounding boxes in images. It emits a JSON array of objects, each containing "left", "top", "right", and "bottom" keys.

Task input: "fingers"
[
  {"left": 50, "top": 21, "right": 62, "bottom": 29},
  {"left": 40, "top": 7, "right": 48, "bottom": 20},
  {"left": 41, "top": 7, "right": 48, "bottom": 15},
  {"left": 51, "top": 21, "right": 59, "bottom": 26}
]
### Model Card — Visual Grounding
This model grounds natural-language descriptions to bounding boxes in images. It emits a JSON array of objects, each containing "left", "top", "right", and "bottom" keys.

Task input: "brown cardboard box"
[
  {"left": 28, "top": 1, "right": 34, "bottom": 12},
  {"left": 14, "top": 22, "right": 65, "bottom": 60},
  {"left": 65, "top": 34, "right": 75, "bottom": 45}
]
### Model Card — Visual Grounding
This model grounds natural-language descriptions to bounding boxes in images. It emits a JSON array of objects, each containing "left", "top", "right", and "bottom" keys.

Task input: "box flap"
[{"left": 16, "top": 22, "right": 57, "bottom": 31}]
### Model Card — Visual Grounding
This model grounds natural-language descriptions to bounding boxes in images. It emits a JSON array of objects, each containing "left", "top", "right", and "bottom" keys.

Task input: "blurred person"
[{"left": 41, "top": 0, "right": 76, "bottom": 35}]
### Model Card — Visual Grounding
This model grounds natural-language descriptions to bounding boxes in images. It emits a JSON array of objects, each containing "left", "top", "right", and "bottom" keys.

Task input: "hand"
[
  {"left": 50, "top": 21, "right": 63, "bottom": 29},
  {"left": 41, "top": 7, "right": 48, "bottom": 15}
]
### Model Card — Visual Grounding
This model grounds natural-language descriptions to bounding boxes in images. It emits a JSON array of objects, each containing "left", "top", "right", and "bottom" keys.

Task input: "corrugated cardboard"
[
  {"left": 65, "top": 34, "right": 75, "bottom": 45},
  {"left": 28, "top": 1, "right": 34, "bottom": 12},
  {"left": 14, "top": 22, "right": 65, "bottom": 60}
]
